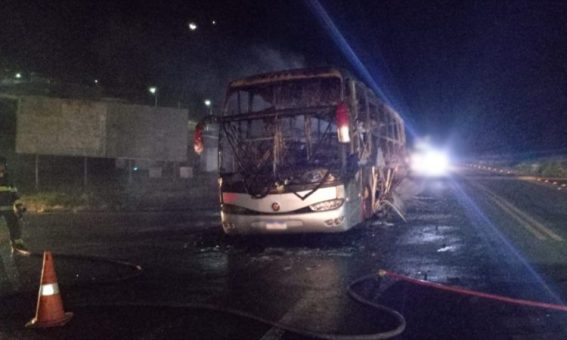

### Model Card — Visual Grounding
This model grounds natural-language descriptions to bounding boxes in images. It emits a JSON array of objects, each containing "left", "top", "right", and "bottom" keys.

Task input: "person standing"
[{"left": 0, "top": 156, "right": 29, "bottom": 255}]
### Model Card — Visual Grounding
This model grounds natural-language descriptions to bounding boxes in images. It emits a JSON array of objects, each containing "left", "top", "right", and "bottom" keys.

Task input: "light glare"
[{"left": 411, "top": 149, "right": 450, "bottom": 176}]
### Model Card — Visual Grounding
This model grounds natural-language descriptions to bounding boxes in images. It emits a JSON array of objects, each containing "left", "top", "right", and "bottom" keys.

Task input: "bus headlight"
[{"left": 309, "top": 199, "right": 344, "bottom": 212}]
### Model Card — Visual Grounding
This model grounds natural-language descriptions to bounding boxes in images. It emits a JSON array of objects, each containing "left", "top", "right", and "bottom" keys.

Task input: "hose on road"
[
  {"left": 378, "top": 269, "right": 567, "bottom": 313},
  {"left": 11, "top": 251, "right": 405, "bottom": 339},
  {"left": 75, "top": 272, "right": 407, "bottom": 340},
  {"left": 31, "top": 251, "right": 144, "bottom": 286},
  {"left": 83, "top": 299, "right": 406, "bottom": 340},
  {"left": 13, "top": 250, "right": 567, "bottom": 339},
  {"left": 0, "top": 250, "right": 144, "bottom": 298}
]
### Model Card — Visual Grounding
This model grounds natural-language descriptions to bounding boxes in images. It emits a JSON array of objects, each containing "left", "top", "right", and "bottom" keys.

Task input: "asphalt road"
[{"left": 1, "top": 167, "right": 567, "bottom": 339}]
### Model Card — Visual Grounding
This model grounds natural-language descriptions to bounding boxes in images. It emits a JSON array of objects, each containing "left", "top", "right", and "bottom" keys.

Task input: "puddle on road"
[
  {"left": 396, "top": 224, "right": 459, "bottom": 246},
  {"left": 261, "top": 247, "right": 357, "bottom": 258},
  {"left": 407, "top": 213, "right": 454, "bottom": 223}
]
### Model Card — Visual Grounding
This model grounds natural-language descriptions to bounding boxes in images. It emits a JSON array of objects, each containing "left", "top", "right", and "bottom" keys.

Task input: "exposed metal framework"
[{"left": 203, "top": 67, "right": 408, "bottom": 233}]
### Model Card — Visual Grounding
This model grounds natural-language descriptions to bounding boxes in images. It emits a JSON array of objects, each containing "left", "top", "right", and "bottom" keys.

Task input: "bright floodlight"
[
  {"left": 15, "top": 73, "right": 22, "bottom": 79},
  {"left": 204, "top": 99, "right": 212, "bottom": 107},
  {"left": 411, "top": 148, "right": 450, "bottom": 177},
  {"left": 148, "top": 86, "right": 157, "bottom": 94},
  {"left": 188, "top": 22, "right": 198, "bottom": 31}
]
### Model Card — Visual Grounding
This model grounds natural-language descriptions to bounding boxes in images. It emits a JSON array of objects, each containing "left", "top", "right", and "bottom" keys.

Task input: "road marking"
[
  {"left": 470, "top": 182, "right": 563, "bottom": 242},
  {"left": 487, "top": 198, "right": 547, "bottom": 240},
  {"left": 259, "top": 294, "right": 314, "bottom": 340},
  {"left": 492, "top": 196, "right": 564, "bottom": 241},
  {"left": 259, "top": 289, "right": 343, "bottom": 340},
  {"left": 517, "top": 177, "right": 567, "bottom": 193},
  {"left": 483, "top": 187, "right": 563, "bottom": 241},
  {"left": 260, "top": 326, "right": 286, "bottom": 339}
]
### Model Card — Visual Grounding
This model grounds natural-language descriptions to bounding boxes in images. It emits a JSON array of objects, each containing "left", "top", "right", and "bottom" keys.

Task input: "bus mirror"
[
  {"left": 336, "top": 102, "right": 350, "bottom": 143},
  {"left": 194, "top": 121, "right": 206, "bottom": 155}
]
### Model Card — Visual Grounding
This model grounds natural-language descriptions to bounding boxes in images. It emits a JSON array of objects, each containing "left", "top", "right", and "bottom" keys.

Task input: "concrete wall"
[
  {"left": 105, "top": 104, "right": 187, "bottom": 161},
  {"left": 15, "top": 96, "right": 187, "bottom": 162},
  {"left": 16, "top": 97, "right": 107, "bottom": 157}
]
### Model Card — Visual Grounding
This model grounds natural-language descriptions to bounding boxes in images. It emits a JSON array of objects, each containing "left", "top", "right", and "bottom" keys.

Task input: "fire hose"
[
  {"left": 8, "top": 248, "right": 567, "bottom": 339},
  {"left": 5, "top": 250, "right": 406, "bottom": 339},
  {"left": 377, "top": 269, "right": 567, "bottom": 313},
  {"left": 73, "top": 268, "right": 567, "bottom": 339}
]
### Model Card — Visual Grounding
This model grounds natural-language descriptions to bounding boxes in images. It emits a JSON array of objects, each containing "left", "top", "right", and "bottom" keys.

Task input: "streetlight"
[
  {"left": 148, "top": 86, "right": 158, "bottom": 107},
  {"left": 188, "top": 22, "right": 197, "bottom": 31},
  {"left": 204, "top": 99, "right": 212, "bottom": 115},
  {"left": 15, "top": 73, "right": 22, "bottom": 79}
]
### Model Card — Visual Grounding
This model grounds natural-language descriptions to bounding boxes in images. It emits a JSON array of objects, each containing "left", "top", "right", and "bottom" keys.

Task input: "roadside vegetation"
[
  {"left": 513, "top": 158, "right": 567, "bottom": 178},
  {"left": 21, "top": 188, "right": 125, "bottom": 213},
  {"left": 19, "top": 175, "right": 218, "bottom": 213},
  {"left": 481, "top": 156, "right": 567, "bottom": 178}
]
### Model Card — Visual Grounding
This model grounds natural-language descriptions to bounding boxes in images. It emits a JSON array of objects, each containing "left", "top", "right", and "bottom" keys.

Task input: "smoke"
[
  {"left": 206, "top": 44, "right": 305, "bottom": 93},
  {"left": 179, "top": 44, "right": 306, "bottom": 117},
  {"left": 236, "top": 45, "right": 306, "bottom": 77}
]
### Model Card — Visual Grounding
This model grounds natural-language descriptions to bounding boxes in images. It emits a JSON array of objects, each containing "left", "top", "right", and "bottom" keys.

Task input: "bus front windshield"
[
  {"left": 220, "top": 77, "right": 345, "bottom": 195},
  {"left": 220, "top": 112, "right": 342, "bottom": 194}
]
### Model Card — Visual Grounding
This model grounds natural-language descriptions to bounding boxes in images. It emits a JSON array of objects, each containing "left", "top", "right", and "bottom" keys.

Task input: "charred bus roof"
[
  {"left": 225, "top": 67, "right": 403, "bottom": 124},
  {"left": 228, "top": 67, "right": 351, "bottom": 89}
]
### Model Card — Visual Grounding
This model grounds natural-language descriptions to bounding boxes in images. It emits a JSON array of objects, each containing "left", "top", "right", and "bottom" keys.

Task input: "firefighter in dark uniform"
[{"left": 0, "top": 156, "right": 29, "bottom": 255}]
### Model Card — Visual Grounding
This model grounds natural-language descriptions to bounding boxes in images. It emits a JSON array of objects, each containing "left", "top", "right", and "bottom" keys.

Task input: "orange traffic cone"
[{"left": 26, "top": 251, "right": 73, "bottom": 328}]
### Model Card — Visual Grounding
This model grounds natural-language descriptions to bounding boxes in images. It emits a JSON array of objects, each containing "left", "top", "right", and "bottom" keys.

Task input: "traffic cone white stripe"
[{"left": 40, "top": 283, "right": 59, "bottom": 296}]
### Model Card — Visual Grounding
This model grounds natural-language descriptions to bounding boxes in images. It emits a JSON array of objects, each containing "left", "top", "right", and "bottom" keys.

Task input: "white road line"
[
  {"left": 492, "top": 194, "right": 563, "bottom": 241},
  {"left": 471, "top": 182, "right": 563, "bottom": 242},
  {"left": 488, "top": 197, "right": 547, "bottom": 241},
  {"left": 259, "top": 294, "right": 314, "bottom": 340}
]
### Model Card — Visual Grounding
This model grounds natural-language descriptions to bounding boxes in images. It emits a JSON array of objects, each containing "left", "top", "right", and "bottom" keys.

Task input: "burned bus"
[{"left": 194, "top": 67, "right": 407, "bottom": 234}]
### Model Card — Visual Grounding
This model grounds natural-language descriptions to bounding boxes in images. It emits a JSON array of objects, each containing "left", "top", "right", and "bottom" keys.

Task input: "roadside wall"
[{"left": 15, "top": 96, "right": 188, "bottom": 162}]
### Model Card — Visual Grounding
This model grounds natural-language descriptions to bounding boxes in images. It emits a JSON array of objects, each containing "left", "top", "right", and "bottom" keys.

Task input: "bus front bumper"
[{"left": 221, "top": 206, "right": 351, "bottom": 234}]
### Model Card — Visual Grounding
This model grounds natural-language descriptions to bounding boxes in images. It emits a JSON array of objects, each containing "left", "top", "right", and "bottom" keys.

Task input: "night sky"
[{"left": 1, "top": 0, "right": 567, "bottom": 156}]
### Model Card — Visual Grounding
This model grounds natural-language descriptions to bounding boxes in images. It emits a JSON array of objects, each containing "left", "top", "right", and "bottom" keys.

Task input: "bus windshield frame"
[
  {"left": 219, "top": 76, "right": 346, "bottom": 197},
  {"left": 224, "top": 76, "right": 343, "bottom": 116}
]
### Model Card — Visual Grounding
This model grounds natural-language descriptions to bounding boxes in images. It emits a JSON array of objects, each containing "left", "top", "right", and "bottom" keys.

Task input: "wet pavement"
[{"left": 1, "top": 168, "right": 567, "bottom": 339}]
